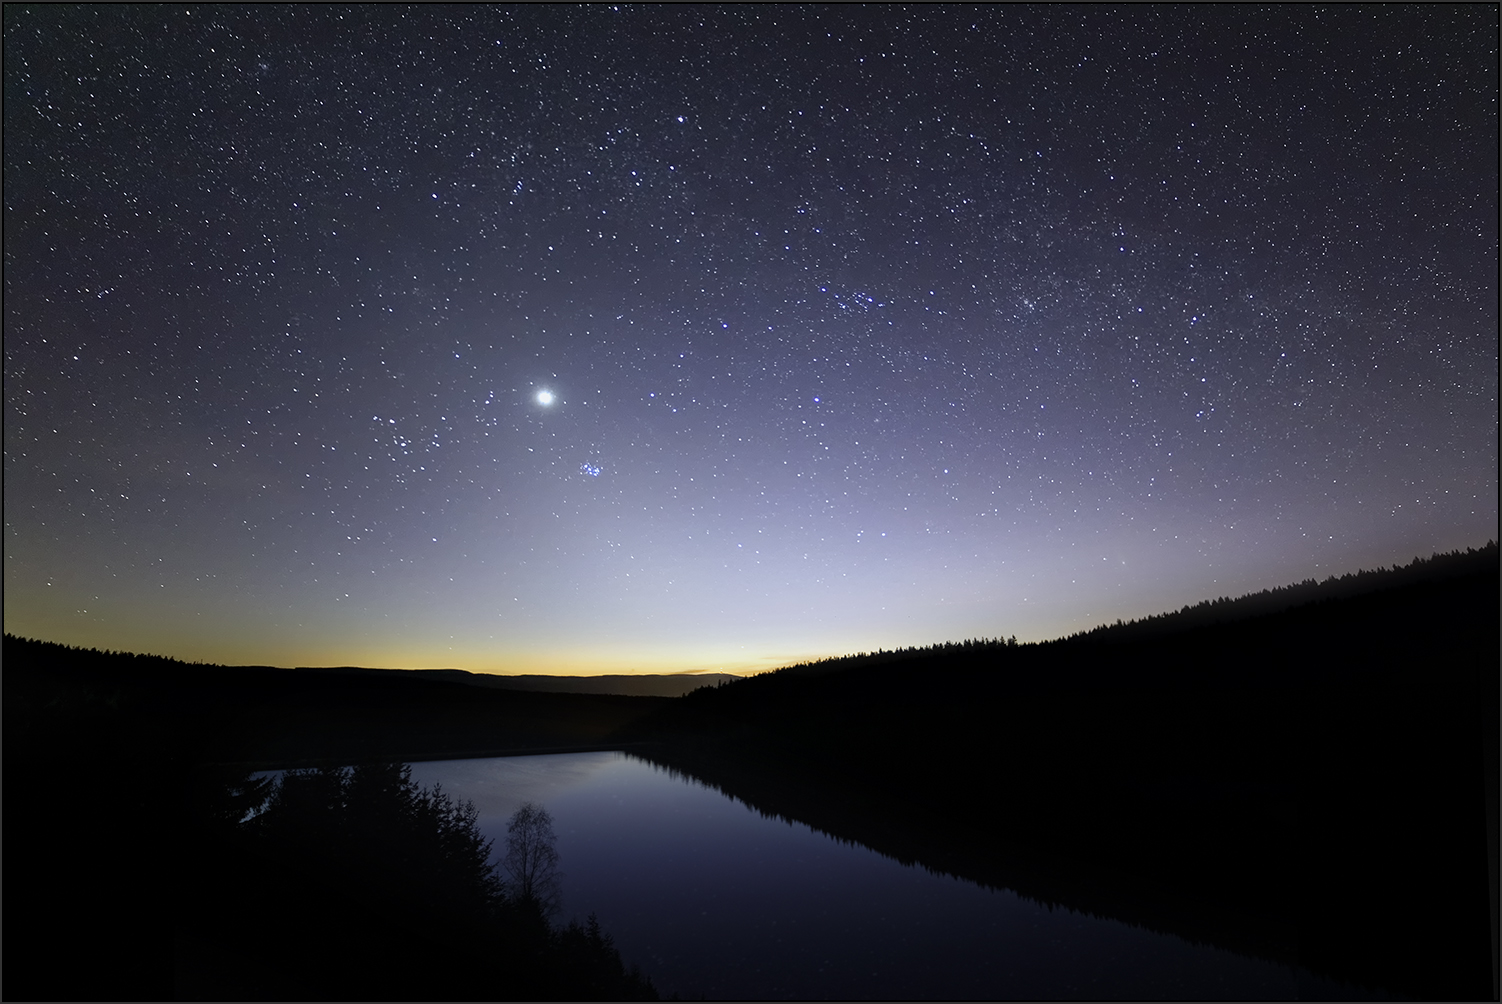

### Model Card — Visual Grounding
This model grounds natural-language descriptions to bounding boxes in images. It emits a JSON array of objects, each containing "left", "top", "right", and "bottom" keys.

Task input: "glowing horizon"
[
  {"left": 8, "top": 534, "right": 1491, "bottom": 675},
  {"left": 4, "top": 8, "right": 1494, "bottom": 680}
]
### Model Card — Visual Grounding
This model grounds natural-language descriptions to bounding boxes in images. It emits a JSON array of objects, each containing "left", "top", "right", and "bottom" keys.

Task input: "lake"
[{"left": 401, "top": 751, "right": 1381, "bottom": 1000}]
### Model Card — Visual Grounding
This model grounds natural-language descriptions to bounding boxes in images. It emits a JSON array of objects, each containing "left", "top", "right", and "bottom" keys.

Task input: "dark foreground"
[
  {"left": 4, "top": 545, "right": 1497, "bottom": 1000},
  {"left": 3, "top": 651, "right": 671, "bottom": 1000},
  {"left": 172, "top": 762, "right": 657, "bottom": 1001}
]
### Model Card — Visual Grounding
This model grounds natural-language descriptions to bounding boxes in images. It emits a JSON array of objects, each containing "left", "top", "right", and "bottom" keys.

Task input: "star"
[{"left": 1, "top": 3, "right": 1490, "bottom": 677}]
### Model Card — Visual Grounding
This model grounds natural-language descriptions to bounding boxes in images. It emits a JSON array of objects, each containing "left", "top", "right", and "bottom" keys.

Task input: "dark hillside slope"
[
  {"left": 4, "top": 637, "right": 669, "bottom": 768},
  {"left": 298, "top": 666, "right": 743, "bottom": 697},
  {"left": 434, "top": 670, "right": 742, "bottom": 697},
  {"left": 760, "top": 541, "right": 1498, "bottom": 681},
  {"left": 633, "top": 547, "right": 1499, "bottom": 1000},
  {"left": 2, "top": 638, "right": 669, "bottom": 1000}
]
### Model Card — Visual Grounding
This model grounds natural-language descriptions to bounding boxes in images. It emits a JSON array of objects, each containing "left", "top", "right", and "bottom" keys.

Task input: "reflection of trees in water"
[
  {"left": 179, "top": 763, "right": 656, "bottom": 1000},
  {"left": 635, "top": 552, "right": 1499, "bottom": 1003}
]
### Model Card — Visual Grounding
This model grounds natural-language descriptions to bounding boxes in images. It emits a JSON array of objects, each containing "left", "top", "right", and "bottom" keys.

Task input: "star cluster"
[{"left": 4, "top": 5, "right": 1495, "bottom": 673}]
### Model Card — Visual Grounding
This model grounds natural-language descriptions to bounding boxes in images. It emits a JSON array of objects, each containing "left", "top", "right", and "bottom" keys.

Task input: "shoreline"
[{"left": 202, "top": 740, "right": 665, "bottom": 773}]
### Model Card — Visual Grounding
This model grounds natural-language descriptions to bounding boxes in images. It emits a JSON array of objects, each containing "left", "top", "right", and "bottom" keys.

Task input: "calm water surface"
[{"left": 406, "top": 752, "right": 1368, "bottom": 1000}]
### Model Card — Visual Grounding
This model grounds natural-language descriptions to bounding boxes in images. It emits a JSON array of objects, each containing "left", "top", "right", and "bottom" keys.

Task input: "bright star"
[{"left": 536, "top": 389, "right": 555, "bottom": 406}]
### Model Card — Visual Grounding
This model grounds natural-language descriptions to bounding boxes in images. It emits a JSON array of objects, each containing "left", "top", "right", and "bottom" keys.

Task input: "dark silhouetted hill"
[
  {"left": 630, "top": 542, "right": 1499, "bottom": 1001},
  {"left": 294, "top": 665, "right": 743, "bottom": 697},
  {"left": 2, "top": 638, "right": 671, "bottom": 1001},
  {"left": 435, "top": 669, "right": 742, "bottom": 697},
  {"left": 5, "top": 543, "right": 1495, "bottom": 1000},
  {"left": 3, "top": 637, "right": 671, "bottom": 768},
  {"left": 757, "top": 541, "right": 1498, "bottom": 681}
]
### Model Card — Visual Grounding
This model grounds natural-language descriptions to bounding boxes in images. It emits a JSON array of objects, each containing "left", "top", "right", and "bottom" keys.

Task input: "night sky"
[{"left": 5, "top": 5, "right": 1496, "bottom": 675}]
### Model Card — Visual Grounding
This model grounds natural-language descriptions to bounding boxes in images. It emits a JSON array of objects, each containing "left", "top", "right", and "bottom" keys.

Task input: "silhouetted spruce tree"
[{"left": 248, "top": 763, "right": 504, "bottom": 930}]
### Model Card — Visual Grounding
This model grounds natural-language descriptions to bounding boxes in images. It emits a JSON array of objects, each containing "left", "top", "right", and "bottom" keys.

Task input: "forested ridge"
[
  {"left": 2, "top": 639, "right": 669, "bottom": 1000},
  {"left": 4, "top": 543, "right": 1496, "bottom": 999},
  {"left": 632, "top": 543, "right": 1499, "bottom": 1000},
  {"left": 740, "top": 541, "right": 1497, "bottom": 680},
  {"left": 3, "top": 635, "right": 671, "bottom": 768}
]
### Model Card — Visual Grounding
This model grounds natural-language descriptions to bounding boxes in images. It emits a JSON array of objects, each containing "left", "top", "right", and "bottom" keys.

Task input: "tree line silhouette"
[
  {"left": 1057, "top": 541, "right": 1500, "bottom": 645},
  {"left": 3, "top": 631, "right": 672, "bottom": 1000},
  {"left": 3, "top": 632, "right": 669, "bottom": 768},
  {"left": 693, "top": 542, "right": 1497, "bottom": 691},
  {"left": 5, "top": 543, "right": 1494, "bottom": 999},
  {"left": 633, "top": 543, "right": 1499, "bottom": 1001},
  {"left": 179, "top": 762, "right": 657, "bottom": 1000}
]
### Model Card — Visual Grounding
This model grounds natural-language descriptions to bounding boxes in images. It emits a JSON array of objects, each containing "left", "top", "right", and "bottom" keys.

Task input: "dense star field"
[{"left": 4, "top": 5, "right": 1496, "bottom": 674}]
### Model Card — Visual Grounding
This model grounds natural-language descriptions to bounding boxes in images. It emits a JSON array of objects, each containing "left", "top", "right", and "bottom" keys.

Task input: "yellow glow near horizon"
[{"left": 1, "top": 603, "right": 809, "bottom": 675}]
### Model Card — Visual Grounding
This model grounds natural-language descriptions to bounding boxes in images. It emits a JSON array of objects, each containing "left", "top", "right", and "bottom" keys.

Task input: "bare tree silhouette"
[{"left": 501, "top": 801, "right": 563, "bottom": 917}]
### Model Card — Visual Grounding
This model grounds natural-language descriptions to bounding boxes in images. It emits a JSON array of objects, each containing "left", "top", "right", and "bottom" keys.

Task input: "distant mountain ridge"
[
  {"left": 414, "top": 670, "right": 742, "bottom": 698},
  {"left": 283, "top": 667, "right": 743, "bottom": 698}
]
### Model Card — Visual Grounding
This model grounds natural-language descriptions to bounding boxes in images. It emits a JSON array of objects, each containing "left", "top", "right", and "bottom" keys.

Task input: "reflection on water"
[{"left": 407, "top": 752, "right": 1381, "bottom": 1001}]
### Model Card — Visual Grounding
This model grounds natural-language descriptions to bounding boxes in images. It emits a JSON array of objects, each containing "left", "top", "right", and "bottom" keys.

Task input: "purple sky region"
[{"left": 4, "top": 5, "right": 1496, "bottom": 674}]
